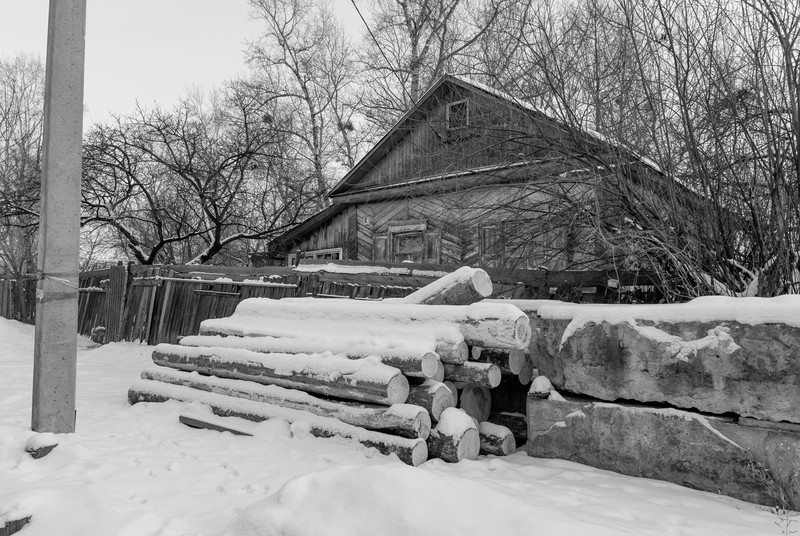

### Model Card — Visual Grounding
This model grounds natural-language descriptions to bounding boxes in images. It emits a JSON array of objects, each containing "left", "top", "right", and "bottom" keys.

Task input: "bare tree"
[
  {"left": 0, "top": 54, "right": 44, "bottom": 277},
  {"left": 82, "top": 85, "right": 313, "bottom": 265},
  {"left": 246, "top": 0, "right": 370, "bottom": 209},
  {"left": 358, "top": 0, "right": 505, "bottom": 125}
]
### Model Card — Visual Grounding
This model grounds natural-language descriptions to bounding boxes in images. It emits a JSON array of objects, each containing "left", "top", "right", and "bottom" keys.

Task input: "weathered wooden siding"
[
  {"left": 356, "top": 86, "right": 566, "bottom": 191},
  {"left": 294, "top": 205, "right": 357, "bottom": 258}
]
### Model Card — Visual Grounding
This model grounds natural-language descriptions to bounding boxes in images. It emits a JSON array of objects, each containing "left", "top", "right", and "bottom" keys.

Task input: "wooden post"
[
  {"left": 106, "top": 263, "right": 127, "bottom": 342},
  {"left": 32, "top": 0, "right": 87, "bottom": 434}
]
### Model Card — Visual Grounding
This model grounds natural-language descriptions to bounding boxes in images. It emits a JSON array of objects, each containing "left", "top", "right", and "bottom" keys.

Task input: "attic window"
[{"left": 446, "top": 99, "right": 470, "bottom": 133}]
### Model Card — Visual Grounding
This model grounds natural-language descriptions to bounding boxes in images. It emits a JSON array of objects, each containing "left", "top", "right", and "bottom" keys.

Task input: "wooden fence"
[
  {"left": 0, "top": 277, "right": 36, "bottom": 324},
  {"left": 0, "top": 261, "right": 659, "bottom": 344}
]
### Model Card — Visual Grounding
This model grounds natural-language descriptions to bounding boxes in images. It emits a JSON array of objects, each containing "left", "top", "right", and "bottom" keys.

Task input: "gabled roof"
[{"left": 328, "top": 74, "right": 661, "bottom": 199}]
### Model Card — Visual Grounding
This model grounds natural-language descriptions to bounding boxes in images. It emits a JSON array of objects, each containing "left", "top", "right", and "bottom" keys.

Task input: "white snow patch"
[
  {"left": 435, "top": 407, "right": 477, "bottom": 436},
  {"left": 0, "top": 317, "right": 781, "bottom": 536},
  {"left": 530, "top": 375, "right": 553, "bottom": 394},
  {"left": 538, "top": 295, "right": 800, "bottom": 327},
  {"left": 477, "top": 421, "right": 509, "bottom": 439}
]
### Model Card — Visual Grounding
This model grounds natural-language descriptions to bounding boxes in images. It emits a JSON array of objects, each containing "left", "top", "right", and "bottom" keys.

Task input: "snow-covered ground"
[{"left": 0, "top": 317, "right": 789, "bottom": 535}]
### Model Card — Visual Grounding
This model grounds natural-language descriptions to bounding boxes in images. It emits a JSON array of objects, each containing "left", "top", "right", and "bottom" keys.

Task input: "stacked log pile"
[{"left": 128, "top": 266, "right": 530, "bottom": 465}]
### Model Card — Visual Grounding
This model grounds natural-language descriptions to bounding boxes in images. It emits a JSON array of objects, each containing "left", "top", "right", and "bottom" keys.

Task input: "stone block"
[
  {"left": 527, "top": 394, "right": 800, "bottom": 509},
  {"left": 529, "top": 316, "right": 800, "bottom": 423}
]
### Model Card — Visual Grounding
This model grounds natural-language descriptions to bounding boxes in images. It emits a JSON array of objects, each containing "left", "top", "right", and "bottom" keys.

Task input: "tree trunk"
[
  {"left": 471, "top": 347, "right": 526, "bottom": 375},
  {"left": 478, "top": 422, "right": 516, "bottom": 456},
  {"left": 179, "top": 334, "right": 441, "bottom": 379},
  {"left": 400, "top": 266, "right": 493, "bottom": 305},
  {"left": 151, "top": 344, "right": 409, "bottom": 405},
  {"left": 406, "top": 379, "right": 455, "bottom": 421},
  {"left": 207, "top": 299, "right": 531, "bottom": 350},
  {"left": 128, "top": 379, "right": 428, "bottom": 466},
  {"left": 198, "top": 319, "right": 469, "bottom": 365},
  {"left": 426, "top": 408, "right": 480, "bottom": 462},
  {"left": 141, "top": 367, "right": 430, "bottom": 439},
  {"left": 459, "top": 384, "right": 492, "bottom": 422},
  {"left": 443, "top": 362, "right": 501, "bottom": 388}
]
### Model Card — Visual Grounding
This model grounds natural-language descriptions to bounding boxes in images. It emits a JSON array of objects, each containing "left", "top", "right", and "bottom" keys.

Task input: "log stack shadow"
[{"left": 128, "top": 267, "right": 530, "bottom": 465}]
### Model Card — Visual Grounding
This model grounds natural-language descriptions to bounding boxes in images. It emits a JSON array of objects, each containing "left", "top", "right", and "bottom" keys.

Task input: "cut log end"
[
  {"left": 471, "top": 269, "right": 493, "bottom": 297},
  {"left": 443, "top": 381, "right": 458, "bottom": 407},
  {"left": 459, "top": 385, "right": 492, "bottom": 422},
  {"left": 387, "top": 374, "right": 411, "bottom": 405},
  {"left": 413, "top": 411, "right": 433, "bottom": 441},
  {"left": 410, "top": 441, "right": 429, "bottom": 467},
  {"left": 420, "top": 352, "right": 441, "bottom": 379},
  {"left": 457, "top": 427, "right": 480, "bottom": 461},
  {"left": 507, "top": 349, "right": 526, "bottom": 375},
  {"left": 431, "top": 360, "right": 445, "bottom": 382},
  {"left": 513, "top": 316, "right": 532, "bottom": 348}
]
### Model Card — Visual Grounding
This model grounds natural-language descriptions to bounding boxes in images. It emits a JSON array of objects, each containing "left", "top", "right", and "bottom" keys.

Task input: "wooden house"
[{"left": 260, "top": 75, "right": 703, "bottom": 273}]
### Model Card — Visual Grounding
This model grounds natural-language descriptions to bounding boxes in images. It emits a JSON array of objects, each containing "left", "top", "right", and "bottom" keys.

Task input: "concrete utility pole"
[{"left": 32, "top": 0, "right": 87, "bottom": 433}]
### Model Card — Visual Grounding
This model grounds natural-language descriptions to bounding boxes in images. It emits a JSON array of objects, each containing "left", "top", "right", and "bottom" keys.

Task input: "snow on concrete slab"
[{"left": 533, "top": 295, "right": 800, "bottom": 327}]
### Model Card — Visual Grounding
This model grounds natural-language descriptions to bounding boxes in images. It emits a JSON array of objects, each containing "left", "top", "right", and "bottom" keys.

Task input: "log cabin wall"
[{"left": 351, "top": 183, "right": 594, "bottom": 271}]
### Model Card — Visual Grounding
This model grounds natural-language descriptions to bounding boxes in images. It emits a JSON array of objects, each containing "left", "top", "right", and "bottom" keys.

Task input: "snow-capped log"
[
  {"left": 470, "top": 347, "right": 526, "bottom": 375},
  {"left": 203, "top": 298, "right": 531, "bottom": 350},
  {"left": 406, "top": 379, "right": 455, "bottom": 421},
  {"left": 127, "top": 380, "right": 428, "bottom": 466},
  {"left": 198, "top": 319, "right": 469, "bottom": 365},
  {"left": 151, "top": 344, "right": 409, "bottom": 406},
  {"left": 436, "top": 340, "right": 469, "bottom": 365},
  {"left": 426, "top": 407, "right": 480, "bottom": 462},
  {"left": 443, "top": 362, "right": 502, "bottom": 388},
  {"left": 179, "top": 335, "right": 441, "bottom": 379},
  {"left": 399, "top": 266, "right": 493, "bottom": 306},
  {"left": 140, "top": 367, "right": 431, "bottom": 439},
  {"left": 458, "top": 385, "right": 492, "bottom": 422},
  {"left": 478, "top": 422, "right": 516, "bottom": 456}
]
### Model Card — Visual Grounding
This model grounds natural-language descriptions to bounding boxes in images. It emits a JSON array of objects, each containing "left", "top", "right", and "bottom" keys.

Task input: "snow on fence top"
[{"left": 293, "top": 262, "right": 449, "bottom": 278}]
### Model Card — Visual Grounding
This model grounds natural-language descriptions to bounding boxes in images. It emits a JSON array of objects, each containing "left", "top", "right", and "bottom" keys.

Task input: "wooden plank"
[
  {"left": 143, "top": 268, "right": 159, "bottom": 343},
  {"left": 315, "top": 271, "right": 436, "bottom": 288},
  {"left": 154, "top": 270, "right": 175, "bottom": 345},
  {"left": 193, "top": 289, "right": 241, "bottom": 297},
  {"left": 179, "top": 414, "right": 254, "bottom": 436},
  {"left": 154, "top": 277, "right": 296, "bottom": 288},
  {"left": 106, "top": 263, "right": 127, "bottom": 343},
  {"left": 0, "top": 516, "right": 31, "bottom": 536},
  {"left": 346, "top": 205, "right": 359, "bottom": 260}
]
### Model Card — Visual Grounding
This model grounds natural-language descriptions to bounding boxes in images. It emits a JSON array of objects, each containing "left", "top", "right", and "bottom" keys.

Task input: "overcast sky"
[{"left": 0, "top": 0, "right": 363, "bottom": 127}]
